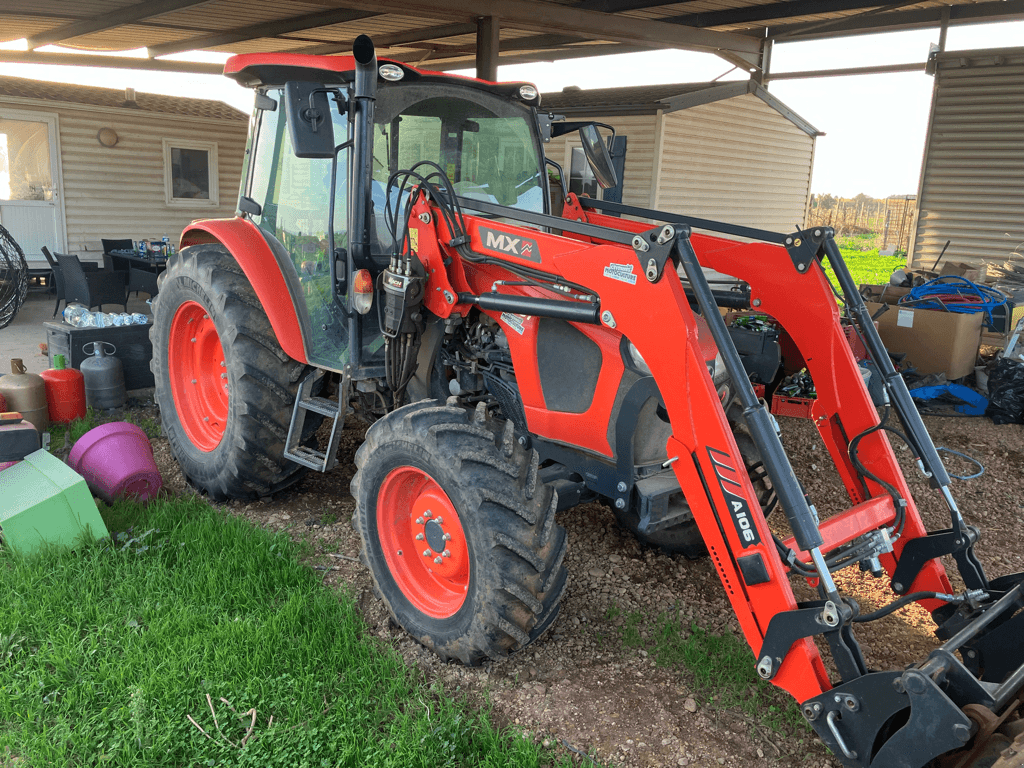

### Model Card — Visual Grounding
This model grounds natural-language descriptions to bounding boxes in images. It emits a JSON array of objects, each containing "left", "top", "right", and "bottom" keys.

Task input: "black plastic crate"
[{"left": 44, "top": 322, "right": 154, "bottom": 391}]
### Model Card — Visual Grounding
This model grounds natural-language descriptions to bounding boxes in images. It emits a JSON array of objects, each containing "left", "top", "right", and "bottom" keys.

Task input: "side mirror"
[
  {"left": 579, "top": 124, "right": 617, "bottom": 189},
  {"left": 283, "top": 81, "right": 335, "bottom": 159}
]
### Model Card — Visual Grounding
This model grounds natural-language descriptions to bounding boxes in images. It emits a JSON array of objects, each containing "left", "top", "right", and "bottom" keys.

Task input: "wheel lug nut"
[
  {"left": 422, "top": 549, "right": 432, "bottom": 557},
  {"left": 192, "top": 379, "right": 197, "bottom": 384},
  {"left": 434, "top": 556, "right": 443, "bottom": 564},
  {"left": 415, "top": 533, "right": 424, "bottom": 540},
  {"left": 442, "top": 533, "right": 451, "bottom": 541},
  {"left": 434, "top": 516, "right": 443, "bottom": 524},
  {"left": 443, "top": 549, "right": 451, "bottom": 558},
  {"left": 203, "top": 417, "right": 209, "bottom": 422},
  {"left": 415, "top": 517, "right": 424, "bottom": 525},
  {"left": 423, "top": 510, "right": 432, "bottom": 518}
]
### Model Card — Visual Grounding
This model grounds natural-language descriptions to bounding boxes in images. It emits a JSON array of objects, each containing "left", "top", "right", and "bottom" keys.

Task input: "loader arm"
[{"left": 401, "top": 186, "right": 1024, "bottom": 768}]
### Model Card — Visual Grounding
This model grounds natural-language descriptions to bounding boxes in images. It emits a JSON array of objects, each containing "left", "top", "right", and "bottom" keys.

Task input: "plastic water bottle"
[
  {"left": 63, "top": 303, "right": 90, "bottom": 327},
  {"left": 131, "top": 313, "right": 149, "bottom": 325},
  {"left": 162, "top": 235, "right": 170, "bottom": 257}
]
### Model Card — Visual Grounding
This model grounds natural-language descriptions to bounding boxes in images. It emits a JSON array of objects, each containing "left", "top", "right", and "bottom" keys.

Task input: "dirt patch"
[{"left": 134, "top": 404, "right": 1024, "bottom": 768}]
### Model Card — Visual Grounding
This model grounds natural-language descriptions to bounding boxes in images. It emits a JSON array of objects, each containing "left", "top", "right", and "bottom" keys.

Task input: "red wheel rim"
[
  {"left": 168, "top": 300, "right": 228, "bottom": 452},
  {"left": 377, "top": 467, "right": 470, "bottom": 619}
]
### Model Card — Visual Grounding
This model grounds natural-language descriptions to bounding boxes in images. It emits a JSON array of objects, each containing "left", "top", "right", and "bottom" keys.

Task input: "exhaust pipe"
[
  {"left": 350, "top": 34, "right": 377, "bottom": 272},
  {"left": 347, "top": 35, "right": 377, "bottom": 369}
]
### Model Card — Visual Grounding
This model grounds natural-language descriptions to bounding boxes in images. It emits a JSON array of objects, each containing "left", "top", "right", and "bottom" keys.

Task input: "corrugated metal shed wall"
[
  {"left": 544, "top": 113, "right": 660, "bottom": 211},
  {"left": 656, "top": 93, "right": 814, "bottom": 233},
  {"left": 911, "top": 48, "right": 1024, "bottom": 270},
  {"left": 0, "top": 96, "right": 246, "bottom": 265}
]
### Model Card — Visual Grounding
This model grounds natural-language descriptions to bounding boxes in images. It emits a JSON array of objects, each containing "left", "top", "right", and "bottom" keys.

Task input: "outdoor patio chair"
[
  {"left": 127, "top": 267, "right": 159, "bottom": 299},
  {"left": 50, "top": 250, "right": 127, "bottom": 315},
  {"left": 101, "top": 238, "right": 135, "bottom": 272}
]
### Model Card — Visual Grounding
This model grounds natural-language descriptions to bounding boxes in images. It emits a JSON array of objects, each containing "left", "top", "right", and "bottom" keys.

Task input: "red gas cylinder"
[{"left": 40, "top": 354, "right": 87, "bottom": 424}]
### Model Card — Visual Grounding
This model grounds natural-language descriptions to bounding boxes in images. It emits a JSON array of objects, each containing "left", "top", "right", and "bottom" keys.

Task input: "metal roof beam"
[
  {"left": 405, "top": 43, "right": 647, "bottom": 70},
  {"left": 768, "top": 0, "right": 1024, "bottom": 40},
  {"left": 146, "top": 6, "right": 381, "bottom": 58},
  {"left": 293, "top": 22, "right": 477, "bottom": 55},
  {"left": 25, "top": 0, "right": 217, "bottom": 50},
  {"left": 0, "top": 50, "right": 223, "bottom": 74},
  {"left": 665, "top": 0, "right": 909, "bottom": 29},
  {"left": 574, "top": 0, "right": 700, "bottom": 12},
  {"left": 302, "top": 0, "right": 761, "bottom": 56}
]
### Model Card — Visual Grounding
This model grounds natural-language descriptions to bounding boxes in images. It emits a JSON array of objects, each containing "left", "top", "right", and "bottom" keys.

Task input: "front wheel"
[{"left": 352, "top": 401, "right": 568, "bottom": 664}]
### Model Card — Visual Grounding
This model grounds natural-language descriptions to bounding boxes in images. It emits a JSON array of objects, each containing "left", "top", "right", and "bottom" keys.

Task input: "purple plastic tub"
[{"left": 67, "top": 422, "right": 162, "bottom": 503}]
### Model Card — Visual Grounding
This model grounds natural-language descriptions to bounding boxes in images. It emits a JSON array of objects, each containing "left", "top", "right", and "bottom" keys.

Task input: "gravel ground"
[{"left": 138, "top": 397, "right": 1024, "bottom": 768}]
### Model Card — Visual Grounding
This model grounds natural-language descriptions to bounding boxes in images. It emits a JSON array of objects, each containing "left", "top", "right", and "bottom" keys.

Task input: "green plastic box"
[{"left": 0, "top": 449, "right": 109, "bottom": 555}]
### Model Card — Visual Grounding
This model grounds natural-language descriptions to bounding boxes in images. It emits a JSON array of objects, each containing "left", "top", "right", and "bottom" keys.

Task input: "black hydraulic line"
[
  {"left": 675, "top": 232, "right": 824, "bottom": 555},
  {"left": 459, "top": 292, "right": 600, "bottom": 324},
  {"left": 852, "top": 591, "right": 941, "bottom": 622},
  {"left": 579, "top": 197, "right": 789, "bottom": 246},
  {"left": 820, "top": 236, "right": 951, "bottom": 489}
]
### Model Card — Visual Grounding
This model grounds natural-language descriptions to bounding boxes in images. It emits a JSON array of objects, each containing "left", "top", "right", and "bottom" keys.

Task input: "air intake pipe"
[{"left": 350, "top": 34, "right": 377, "bottom": 273}]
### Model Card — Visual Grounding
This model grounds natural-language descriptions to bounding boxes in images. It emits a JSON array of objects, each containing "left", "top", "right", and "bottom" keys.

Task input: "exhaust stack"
[{"left": 350, "top": 34, "right": 377, "bottom": 272}]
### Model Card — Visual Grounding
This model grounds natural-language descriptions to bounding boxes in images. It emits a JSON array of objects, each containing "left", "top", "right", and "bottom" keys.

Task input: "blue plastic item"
[{"left": 908, "top": 383, "right": 988, "bottom": 416}]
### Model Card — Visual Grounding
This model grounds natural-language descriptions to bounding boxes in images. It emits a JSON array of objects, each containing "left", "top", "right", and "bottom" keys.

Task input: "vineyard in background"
[{"left": 808, "top": 193, "right": 916, "bottom": 257}]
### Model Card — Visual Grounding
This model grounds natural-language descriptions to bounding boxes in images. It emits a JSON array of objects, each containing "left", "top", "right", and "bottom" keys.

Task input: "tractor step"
[{"left": 284, "top": 372, "right": 344, "bottom": 473}]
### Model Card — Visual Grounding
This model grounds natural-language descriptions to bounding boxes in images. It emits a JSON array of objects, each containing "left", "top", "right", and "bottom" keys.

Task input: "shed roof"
[
  {"left": 0, "top": 74, "right": 247, "bottom": 121},
  {"left": 1, "top": 0, "right": 1022, "bottom": 78},
  {"left": 541, "top": 79, "right": 822, "bottom": 137}
]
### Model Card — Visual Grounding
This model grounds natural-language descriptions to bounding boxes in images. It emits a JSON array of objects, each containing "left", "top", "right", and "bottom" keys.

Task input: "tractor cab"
[{"left": 229, "top": 54, "right": 551, "bottom": 371}]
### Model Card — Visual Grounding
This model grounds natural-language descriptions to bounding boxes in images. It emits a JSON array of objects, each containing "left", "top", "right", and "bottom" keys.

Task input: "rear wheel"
[
  {"left": 151, "top": 243, "right": 319, "bottom": 500},
  {"left": 352, "top": 400, "right": 568, "bottom": 664}
]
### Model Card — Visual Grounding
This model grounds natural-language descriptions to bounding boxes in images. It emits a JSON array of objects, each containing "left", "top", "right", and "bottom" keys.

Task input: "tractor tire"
[
  {"left": 614, "top": 433, "right": 775, "bottom": 559},
  {"left": 352, "top": 400, "right": 568, "bottom": 664},
  {"left": 151, "top": 243, "right": 320, "bottom": 500}
]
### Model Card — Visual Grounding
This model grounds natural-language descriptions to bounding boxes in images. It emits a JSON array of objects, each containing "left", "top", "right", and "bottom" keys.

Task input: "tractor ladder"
[{"left": 284, "top": 371, "right": 345, "bottom": 472}]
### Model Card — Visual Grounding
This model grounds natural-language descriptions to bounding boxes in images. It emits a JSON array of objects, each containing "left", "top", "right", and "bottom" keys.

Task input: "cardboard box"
[
  {"left": 865, "top": 302, "right": 982, "bottom": 379},
  {"left": 939, "top": 261, "right": 985, "bottom": 283}
]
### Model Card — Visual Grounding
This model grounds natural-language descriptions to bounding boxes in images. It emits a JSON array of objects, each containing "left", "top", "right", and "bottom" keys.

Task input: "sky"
[{"left": 1, "top": 19, "right": 1023, "bottom": 198}]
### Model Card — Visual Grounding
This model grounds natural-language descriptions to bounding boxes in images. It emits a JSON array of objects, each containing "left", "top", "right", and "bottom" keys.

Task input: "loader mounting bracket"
[
  {"left": 757, "top": 599, "right": 867, "bottom": 684},
  {"left": 784, "top": 226, "right": 832, "bottom": 275},
  {"left": 890, "top": 525, "right": 988, "bottom": 595},
  {"left": 630, "top": 224, "right": 691, "bottom": 283}
]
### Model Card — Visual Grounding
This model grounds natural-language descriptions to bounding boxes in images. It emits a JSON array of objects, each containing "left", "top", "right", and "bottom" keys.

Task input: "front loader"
[{"left": 151, "top": 35, "right": 1024, "bottom": 767}]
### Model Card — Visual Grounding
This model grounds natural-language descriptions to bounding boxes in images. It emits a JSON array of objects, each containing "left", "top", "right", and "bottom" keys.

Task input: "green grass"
[
  {"left": 0, "top": 497, "right": 549, "bottom": 768},
  {"left": 824, "top": 248, "right": 907, "bottom": 295},
  {"left": 600, "top": 605, "right": 806, "bottom": 735}
]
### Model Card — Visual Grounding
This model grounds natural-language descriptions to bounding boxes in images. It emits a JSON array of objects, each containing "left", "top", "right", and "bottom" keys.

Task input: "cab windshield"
[{"left": 372, "top": 83, "right": 545, "bottom": 216}]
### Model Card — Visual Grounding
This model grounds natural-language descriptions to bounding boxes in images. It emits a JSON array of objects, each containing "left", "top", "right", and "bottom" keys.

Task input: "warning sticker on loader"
[
  {"left": 603, "top": 262, "right": 637, "bottom": 285},
  {"left": 500, "top": 312, "right": 528, "bottom": 335},
  {"left": 706, "top": 446, "right": 761, "bottom": 548}
]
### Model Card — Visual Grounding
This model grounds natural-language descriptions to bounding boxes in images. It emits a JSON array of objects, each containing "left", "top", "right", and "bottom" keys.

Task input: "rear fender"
[{"left": 180, "top": 218, "right": 309, "bottom": 364}]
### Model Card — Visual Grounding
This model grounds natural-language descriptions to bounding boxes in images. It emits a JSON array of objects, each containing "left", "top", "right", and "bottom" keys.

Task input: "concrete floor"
[{"left": 1, "top": 283, "right": 152, "bottom": 376}]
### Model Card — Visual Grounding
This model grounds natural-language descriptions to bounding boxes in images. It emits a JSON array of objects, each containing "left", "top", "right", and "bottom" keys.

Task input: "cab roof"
[{"left": 224, "top": 53, "right": 541, "bottom": 107}]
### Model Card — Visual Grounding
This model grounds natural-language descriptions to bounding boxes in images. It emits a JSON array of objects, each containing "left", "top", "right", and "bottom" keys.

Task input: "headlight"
[{"left": 519, "top": 84, "right": 538, "bottom": 101}]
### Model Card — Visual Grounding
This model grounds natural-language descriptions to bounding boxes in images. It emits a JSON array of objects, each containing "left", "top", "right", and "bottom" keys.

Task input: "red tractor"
[{"left": 152, "top": 35, "right": 1024, "bottom": 767}]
